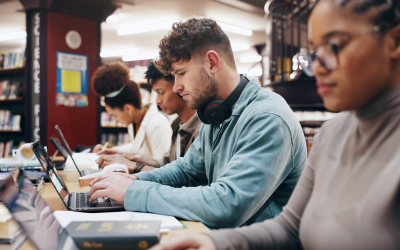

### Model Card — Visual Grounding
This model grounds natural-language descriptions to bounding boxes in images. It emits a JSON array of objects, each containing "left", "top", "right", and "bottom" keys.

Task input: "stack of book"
[
  {"left": 101, "top": 133, "right": 130, "bottom": 146},
  {"left": 101, "top": 112, "right": 126, "bottom": 127},
  {"left": 0, "top": 80, "right": 22, "bottom": 99},
  {"left": 0, "top": 51, "right": 25, "bottom": 70},
  {"left": 0, "top": 110, "right": 21, "bottom": 131}
]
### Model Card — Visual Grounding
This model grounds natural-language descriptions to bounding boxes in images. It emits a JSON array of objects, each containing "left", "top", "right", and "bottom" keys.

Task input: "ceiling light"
[
  {"left": 240, "top": 56, "right": 262, "bottom": 63},
  {"left": 0, "top": 31, "right": 26, "bottom": 42},
  {"left": 100, "top": 48, "right": 138, "bottom": 58},
  {"left": 122, "top": 53, "right": 159, "bottom": 61},
  {"left": 118, "top": 20, "right": 178, "bottom": 36},
  {"left": 237, "top": 68, "right": 249, "bottom": 74},
  {"left": 106, "top": 15, "right": 119, "bottom": 23},
  {"left": 218, "top": 22, "right": 252, "bottom": 36},
  {"left": 232, "top": 44, "right": 250, "bottom": 51},
  {"left": 247, "top": 68, "right": 263, "bottom": 77}
]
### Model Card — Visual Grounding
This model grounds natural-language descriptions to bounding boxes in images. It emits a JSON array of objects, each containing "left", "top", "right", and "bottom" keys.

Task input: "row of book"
[
  {"left": 0, "top": 110, "right": 21, "bottom": 131},
  {"left": 303, "top": 127, "right": 321, "bottom": 153},
  {"left": 101, "top": 112, "right": 126, "bottom": 127},
  {"left": 0, "top": 80, "right": 22, "bottom": 99},
  {"left": 101, "top": 133, "right": 130, "bottom": 147},
  {"left": 0, "top": 51, "right": 25, "bottom": 70},
  {"left": 0, "top": 141, "right": 24, "bottom": 158}
]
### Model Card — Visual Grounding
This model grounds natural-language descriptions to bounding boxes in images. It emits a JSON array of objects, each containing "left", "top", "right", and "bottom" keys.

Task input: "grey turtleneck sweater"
[{"left": 209, "top": 85, "right": 400, "bottom": 250}]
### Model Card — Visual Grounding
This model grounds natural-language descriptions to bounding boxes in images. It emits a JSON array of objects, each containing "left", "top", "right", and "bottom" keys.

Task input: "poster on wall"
[{"left": 56, "top": 51, "right": 89, "bottom": 107}]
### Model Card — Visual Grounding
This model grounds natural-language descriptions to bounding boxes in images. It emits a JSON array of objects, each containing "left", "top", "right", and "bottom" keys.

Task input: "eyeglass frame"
[{"left": 298, "top": 21, "right": 400, "bottom": 76}]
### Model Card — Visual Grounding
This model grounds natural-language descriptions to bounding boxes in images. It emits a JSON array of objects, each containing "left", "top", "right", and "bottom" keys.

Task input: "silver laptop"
[
  {"left": 0, "top": 172, "right": 78, "bottom": 250},
  {"left": 54, "top": 125, "right": 100, "bottom": 177},
  {"left": 31, "top": 141, "right": 124, "bottom": 212}
]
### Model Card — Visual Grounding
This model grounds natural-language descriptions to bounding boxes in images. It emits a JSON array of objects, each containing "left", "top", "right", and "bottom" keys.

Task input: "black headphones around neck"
[{"left": 197, "top": 75, "right": 249, "bottom": 125}]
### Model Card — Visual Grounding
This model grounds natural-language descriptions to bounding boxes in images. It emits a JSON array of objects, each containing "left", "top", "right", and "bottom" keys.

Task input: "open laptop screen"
[
  {"left": 31, "top": 141, "right": 71, "bottom": 207},
  {"left": 54, "top": 125, "right": 83, "bottom": 177},
  {"left": 50, "top": 136, "right": 69, "bottom": 160},
  {"left": 54, "top": 125, "right": 73, "bottom": 156},
  {"left": 0, "top": 173, "right": 77, "bottom": 250}
]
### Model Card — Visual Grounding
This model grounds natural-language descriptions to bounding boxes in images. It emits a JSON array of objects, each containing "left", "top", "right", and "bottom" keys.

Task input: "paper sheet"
[
  {"left": 53, "top": 211, "right": 183, "bottom": 231},
  {"left": 0, "top": 205, "right": 12, "bottom": 222},
  {"left": 64, "top": 153, "right": 99, "bottom": 170}
]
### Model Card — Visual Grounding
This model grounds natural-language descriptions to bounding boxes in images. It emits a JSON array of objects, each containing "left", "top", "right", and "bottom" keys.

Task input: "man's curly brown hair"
[
  {"left": 92, "top": 62, "right": 141, "bottom": 110},
  {"left": 156, "top": 18, "right": 236, "bottom": 75}
]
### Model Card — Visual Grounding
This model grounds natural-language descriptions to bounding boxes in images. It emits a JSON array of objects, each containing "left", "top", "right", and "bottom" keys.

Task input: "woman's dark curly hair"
[
  {"left": 92, "top": 62, "right": 141, "bottom": 110},
  {"left": 155, "top": 18, "right": 236, "bottom": 75}
]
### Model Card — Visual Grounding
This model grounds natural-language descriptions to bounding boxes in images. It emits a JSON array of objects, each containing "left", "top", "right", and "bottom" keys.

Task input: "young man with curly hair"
[
  {"left": 95, "top": 62, "right": 202, "bottom": 171},
  {"left": 89, "top": 18, "right": 307, "bottom": 229}
]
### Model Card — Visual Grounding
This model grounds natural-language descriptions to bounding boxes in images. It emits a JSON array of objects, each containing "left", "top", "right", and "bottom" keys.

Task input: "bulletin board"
[{"left": 56, "top": 51, "right": 89, "bottom": 107}]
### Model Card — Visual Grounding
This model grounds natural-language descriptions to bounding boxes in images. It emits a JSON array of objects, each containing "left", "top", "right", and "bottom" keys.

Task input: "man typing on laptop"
[{"left": 89, "top": 18, "right": 306, "bottom": 229}]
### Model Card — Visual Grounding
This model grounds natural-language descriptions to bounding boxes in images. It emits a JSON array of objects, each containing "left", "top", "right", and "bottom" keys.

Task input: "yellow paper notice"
[{"left": 61, "top": 69, "right": 81, "bottom": 93}]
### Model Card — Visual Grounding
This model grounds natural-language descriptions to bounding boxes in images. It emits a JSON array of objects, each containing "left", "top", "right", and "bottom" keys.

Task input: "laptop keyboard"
[{"left": 76, "top": 193, "right": 112, "bottom": 208}]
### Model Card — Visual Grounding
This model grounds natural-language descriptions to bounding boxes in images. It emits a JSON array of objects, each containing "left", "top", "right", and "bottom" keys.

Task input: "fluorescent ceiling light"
[
  {"left": 122, "top": 53, "right": 159, "bottom": 62},
  {"left": 218, "top": 22, "right": 252, "bottom": 36},
  {"left": 100, "top": 48, "right": 138, "bottom": 58},
  {"left": 247, "top": 68, "right": 262, "bottom": 76},
  {"left": 118, "top": 20, "right": 178, "bottom": 36},
  {"left": 232, "top": 44, "right": 250, "bottom": 51},
  {"left": 240, "top": 55, "right": 262, "bottom": 63},
  {"left": 0, "top": 31, "right": 26, "bottom": 42},
  {"left": 106, "top": 15, "right": 119, "bottom": 23}
]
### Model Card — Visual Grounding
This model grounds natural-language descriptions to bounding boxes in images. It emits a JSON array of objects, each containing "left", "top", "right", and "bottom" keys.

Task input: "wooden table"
[
  {"left": 5, "top": 170, "right": 209, "bottom": 249},
  {"left": 41, "top": 170, "right": 210, "bottom": 237}
]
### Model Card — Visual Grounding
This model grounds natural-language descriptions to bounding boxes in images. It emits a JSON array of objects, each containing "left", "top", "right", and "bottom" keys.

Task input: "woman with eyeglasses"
[{"left": 149, "top": 0, "right": 400, "bottom": 249}]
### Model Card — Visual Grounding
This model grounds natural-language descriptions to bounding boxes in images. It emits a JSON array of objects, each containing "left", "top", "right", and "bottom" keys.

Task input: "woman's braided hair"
[{"left": 339, "top": 0, "right": 400, "bottom": 27}]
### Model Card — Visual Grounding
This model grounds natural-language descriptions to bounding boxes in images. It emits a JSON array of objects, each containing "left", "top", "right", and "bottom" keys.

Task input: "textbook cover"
[{"left": 65, "top": 220, "right": 161, "bottom": 250}]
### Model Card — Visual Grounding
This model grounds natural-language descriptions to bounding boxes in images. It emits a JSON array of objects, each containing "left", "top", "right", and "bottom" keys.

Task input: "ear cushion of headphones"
[{"left": 197, "top": 99, "right": 224, "bottom": 124}]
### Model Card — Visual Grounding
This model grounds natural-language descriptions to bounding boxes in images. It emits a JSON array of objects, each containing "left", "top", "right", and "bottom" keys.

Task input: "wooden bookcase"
[{"left": 0, "top": 66, "right": 28, "bottom": 157}]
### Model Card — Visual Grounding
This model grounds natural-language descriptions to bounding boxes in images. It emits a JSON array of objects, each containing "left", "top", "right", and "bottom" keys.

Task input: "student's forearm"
[
  {"left": 141, "top": 165, "right": 155, "bottom": 172},
  {"left": 134, "top": 158, "right": 160, "bottom": 168}
]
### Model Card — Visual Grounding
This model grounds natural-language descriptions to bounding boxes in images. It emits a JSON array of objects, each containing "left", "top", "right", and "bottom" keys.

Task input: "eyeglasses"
[{"left": 297, "top": 22, "right": 397, "bottom": 77}]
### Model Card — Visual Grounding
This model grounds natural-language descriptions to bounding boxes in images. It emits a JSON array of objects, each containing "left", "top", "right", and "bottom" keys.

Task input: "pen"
[{"left": 102, "top": 142, "right": 109, "bottom": 150}]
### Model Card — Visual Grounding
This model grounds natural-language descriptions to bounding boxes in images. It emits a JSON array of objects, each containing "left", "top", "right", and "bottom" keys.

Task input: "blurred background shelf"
[
  {"left": 0, "top": 67, "right": 24, "bottom": 76},
  {"left": 0, "top": 97, "right": 23, "bottom": 102},
  {"left": 299, "top": 121, "right": 326, "bottom": 127}
]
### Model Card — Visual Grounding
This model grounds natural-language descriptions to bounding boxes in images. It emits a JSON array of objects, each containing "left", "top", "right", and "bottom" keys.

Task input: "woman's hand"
[
  {"left": 149, "top": 232, "right": 217, "bottom": 250},
  {"left": 96, "top": 148, "right": 123, "bottom": 155},
  {"left": 92, "top": 144, "right": 104, "bottom": 153}
]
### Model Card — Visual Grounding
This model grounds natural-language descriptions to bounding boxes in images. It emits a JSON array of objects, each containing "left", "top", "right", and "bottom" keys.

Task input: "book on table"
[{"left": 65, "top": 220, "right": 161, "bottom": 250}]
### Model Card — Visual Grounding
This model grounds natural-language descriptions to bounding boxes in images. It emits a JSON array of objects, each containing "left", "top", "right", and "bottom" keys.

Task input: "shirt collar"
[
  {"left": 231, "top": 77, "right": 262, "bottom": 116},
  {"left": 180, "top": 113, "right": 201, "bottom": 134}
]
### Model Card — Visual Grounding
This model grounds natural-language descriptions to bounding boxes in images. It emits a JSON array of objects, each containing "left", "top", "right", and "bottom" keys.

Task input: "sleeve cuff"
[
  {"left": 124, "top": 180, "right": 156, "bottom": 211},
  {"left": 133, "top": 171, "right": 154, "bottom": 182},
  {"left": 207, "top": 230, "right": 232, "bottom": 250}
]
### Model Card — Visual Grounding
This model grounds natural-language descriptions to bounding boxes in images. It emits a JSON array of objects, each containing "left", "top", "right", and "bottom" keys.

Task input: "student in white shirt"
[{"left": 91, "top": 62, "right": 172, "bottom": 163}]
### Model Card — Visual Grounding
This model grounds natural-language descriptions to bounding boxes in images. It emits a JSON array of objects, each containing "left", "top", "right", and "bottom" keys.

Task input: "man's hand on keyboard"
[{"left": 88, "top": 172, "right": 138, "bottom": 203}]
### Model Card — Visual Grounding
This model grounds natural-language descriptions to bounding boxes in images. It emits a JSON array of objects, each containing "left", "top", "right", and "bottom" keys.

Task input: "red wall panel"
[{"left": 46, "top": 12, "right": 98, "bottom": 154}]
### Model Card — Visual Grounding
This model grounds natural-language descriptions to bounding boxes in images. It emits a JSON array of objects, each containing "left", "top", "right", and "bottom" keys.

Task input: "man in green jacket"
[{"left": 89, "top": 18, "right": 306, "bottom": 229}]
